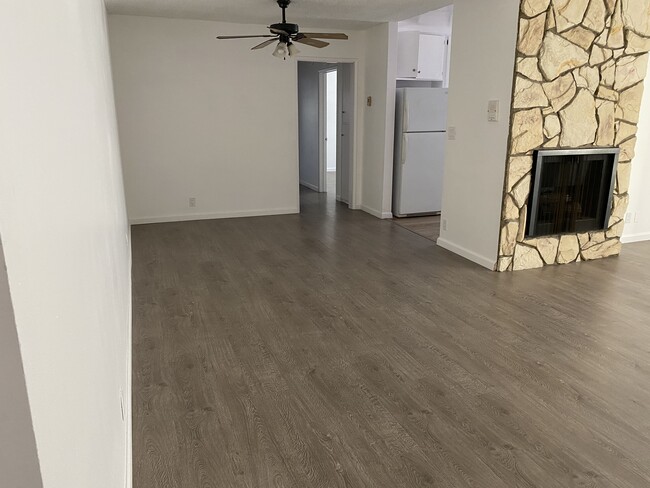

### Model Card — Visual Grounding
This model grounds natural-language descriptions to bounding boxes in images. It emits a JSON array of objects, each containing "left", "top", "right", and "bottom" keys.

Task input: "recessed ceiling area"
[
  {"left": 397, "top": 4, "right": 453, "bottom": 40},
  {"left": 105, "top": 0, "right": 453, "bottom": 29}
]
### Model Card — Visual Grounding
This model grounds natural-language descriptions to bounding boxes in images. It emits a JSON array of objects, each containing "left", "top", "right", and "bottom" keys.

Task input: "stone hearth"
[{"left": 497, "top": 0, "right": 650, "bottom": 271}]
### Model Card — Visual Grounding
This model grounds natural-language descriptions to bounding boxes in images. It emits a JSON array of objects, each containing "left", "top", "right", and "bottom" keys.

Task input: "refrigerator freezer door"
[
  {"left": 393, "top": 132, "right": 446, "bottom": 217},
  {"left": 401, "top": 88, "right": 448, "bottom": 133}
]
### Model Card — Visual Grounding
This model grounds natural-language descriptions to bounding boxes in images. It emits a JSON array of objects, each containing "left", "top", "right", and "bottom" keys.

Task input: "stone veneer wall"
[{"left": 497, "top": 0, "right": 650, "bottom": 271}]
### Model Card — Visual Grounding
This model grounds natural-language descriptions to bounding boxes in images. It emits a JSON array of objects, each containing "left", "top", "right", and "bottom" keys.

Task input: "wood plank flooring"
[
  {"left": 393, "top": 215, "right": 441, "bottom": 241},
  {"left": 132, "top": 187, "right": 650, "bottom": 488}
]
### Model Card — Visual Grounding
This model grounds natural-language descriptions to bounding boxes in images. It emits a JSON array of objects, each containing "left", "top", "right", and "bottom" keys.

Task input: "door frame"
[
  {"left": 295, "top": 57, "right": 359, "bottom": 209},
  {"left": 318, "top": 67, "right": 337, "bottom": 193}
]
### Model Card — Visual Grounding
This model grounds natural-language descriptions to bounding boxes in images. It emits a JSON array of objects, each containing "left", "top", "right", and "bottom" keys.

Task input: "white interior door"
[
  {"left": 395, "top": 132, "right": 446, "bottom": 215},
  {"left": 337, "top": 63, "right": 354, "bottom": 205}
]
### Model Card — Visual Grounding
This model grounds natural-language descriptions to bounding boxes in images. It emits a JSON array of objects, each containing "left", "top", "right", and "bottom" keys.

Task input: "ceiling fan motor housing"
[
  {"left": 273, "top": 0, "right": 298, "bottom": 40},
  {"left": 270, "top": 23, "right": 300, "bottom": 35}
]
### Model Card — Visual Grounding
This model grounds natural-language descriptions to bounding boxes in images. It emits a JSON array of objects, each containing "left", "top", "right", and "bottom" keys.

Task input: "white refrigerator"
[{"left": 393, "top": 88, "right": 448, "bottom": 217}]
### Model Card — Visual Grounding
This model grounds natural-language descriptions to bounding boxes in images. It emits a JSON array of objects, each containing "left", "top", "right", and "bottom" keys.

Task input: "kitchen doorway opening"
[
  {"left": 391, "top": 5, "right": 454, "bottom": 242},
  {"left": 297, "top": 60, "right": 356, "bottom": 209}
]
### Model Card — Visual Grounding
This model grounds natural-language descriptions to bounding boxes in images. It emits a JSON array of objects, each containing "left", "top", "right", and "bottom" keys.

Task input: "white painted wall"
[
  {"left": 622, "top": 76, "right": 650, "bottom": 244},
  {"left": 298, "top": 61, "right": 334, "bottom": 191},
  {"left": 109, "top": 15, "right": 375, "bottom": 223},
  {"left": 0, "top": 2, "right": 132, "bottom": 488},
  {"left": 0, "top": 239, "right": 42, "bottom": 487},
  {"left": 437, "top": 0, "right": 520, "bottom": 269},
  {"left": 362, "top": 22, "right": 399, "bottom": 218},
  {"left": 109, "top": 15, "right": 300, "bottom": 223},
  {"left": 327, "top": 70, "right": 338, "bottom": 172}
]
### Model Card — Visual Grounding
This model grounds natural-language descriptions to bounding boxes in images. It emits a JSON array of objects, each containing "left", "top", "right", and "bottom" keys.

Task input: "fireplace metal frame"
[{"left": 527, "top": 147, "right": 620, "bottom": 238}]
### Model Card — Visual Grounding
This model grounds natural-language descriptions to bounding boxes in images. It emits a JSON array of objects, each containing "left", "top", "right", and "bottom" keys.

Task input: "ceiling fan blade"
[
  {"left": 299, "top": 32, "right": 349, "bottom": 40},
  {"left": 251, "top": 38, "right": 278, "bottom": 50},
  {"left": 294, "top": 37, "right": 330, "bottom": 48},
  {"left": 269, "top": 27, "right": 290, "bottom": 36},
  {"left": 217, "top": 35, "right": 276, "bottom": 39}
]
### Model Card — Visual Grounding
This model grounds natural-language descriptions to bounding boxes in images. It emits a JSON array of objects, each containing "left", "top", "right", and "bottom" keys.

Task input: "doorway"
[
  {"left": 297, "top": 61, "right": 355, "bottom": 207},
  {"left": 324, "top": 69, "right": 337, "bottom": 196},
  {"left": 391, "top": 5, "right": 453, "bottom": 242}
]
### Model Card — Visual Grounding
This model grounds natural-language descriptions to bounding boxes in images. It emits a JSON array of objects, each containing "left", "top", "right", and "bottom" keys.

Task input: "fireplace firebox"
[{"left": 526, "top": 148, "right": 619, "bottom": 238}]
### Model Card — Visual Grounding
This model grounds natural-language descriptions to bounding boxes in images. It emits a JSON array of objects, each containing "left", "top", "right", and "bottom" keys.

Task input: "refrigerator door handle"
[
  {"left": 401, "top": 134, "right": 408, "bottom": 165},
  {"left": 403, "top": 99, "right": 409, "bottom": 133}
]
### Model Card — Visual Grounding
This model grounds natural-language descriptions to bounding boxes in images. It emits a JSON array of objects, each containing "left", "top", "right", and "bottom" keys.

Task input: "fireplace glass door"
[{"left": 526, "top": 149, "right": 618, "bottom": 238}]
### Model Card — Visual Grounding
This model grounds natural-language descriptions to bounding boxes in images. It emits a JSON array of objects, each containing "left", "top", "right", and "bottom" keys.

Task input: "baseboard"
[
  {"left": 299, "top": 181, "right": 319, "bottom": 192},
  {"left": 360, "top": 205, "right": 393, "bottom": 220},
  {"left": 129, "top": 207, "right": 299, "bottom": 225},
  {"left": 436, "top": 237, "right": 496, "bottom": 270},
  {"left": 621, "top": 232, "right": 650, "bottom": 243}
]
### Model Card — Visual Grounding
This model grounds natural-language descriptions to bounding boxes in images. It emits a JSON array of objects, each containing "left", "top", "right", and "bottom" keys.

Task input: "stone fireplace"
[{"left": 497, "top": 0, "right": 650, "bottom": 271}]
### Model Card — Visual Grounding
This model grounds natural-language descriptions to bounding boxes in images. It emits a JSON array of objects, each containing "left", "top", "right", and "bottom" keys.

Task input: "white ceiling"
[
  {"left": 399, "top": 5, "right": 453, "bottom": 35},
  {"left": 105, "top": 0, "right": 453, "bottom": 30}
]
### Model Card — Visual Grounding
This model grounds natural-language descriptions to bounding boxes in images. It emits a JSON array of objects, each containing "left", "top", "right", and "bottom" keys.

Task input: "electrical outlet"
[
  {"left": 448, "top": 127, "right": 457, "bottom": 141},
  {"left": 189, "top": 197, "right": 196, "bottom": 208},
  {"left": 442, "top": 219, "right": 448, "bottom": 231},
  {"left": 625, "top": 212, "right": 632, "bottom": 223}
]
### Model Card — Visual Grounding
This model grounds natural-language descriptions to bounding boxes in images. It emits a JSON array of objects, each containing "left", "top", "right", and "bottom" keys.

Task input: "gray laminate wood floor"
[
  {"left": 132, "top": 187, "right": 650, "bottom": 488},
  {"left": 393, "top": 215, "right": 442, "bottom": 241}
]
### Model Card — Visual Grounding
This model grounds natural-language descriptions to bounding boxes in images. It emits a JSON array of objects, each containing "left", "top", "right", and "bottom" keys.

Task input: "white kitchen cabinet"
[{"left": 397, "top": 32, "right": 446, "bottom": 81}]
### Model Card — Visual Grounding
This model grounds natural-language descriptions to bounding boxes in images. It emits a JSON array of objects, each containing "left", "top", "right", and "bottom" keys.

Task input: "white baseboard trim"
[
  {"left": 436, "top": 237, "right": 496, "bottom": 270},
  {"left": 621, "top": 232, "right": 650, "bottom": 243},
  {"left": 129, "top": 207, "right": 299, "bottom": 225},
  {"left": 360, "top": 205, "right": 393, "bottom": 219},
  {"left": 299, "top": 181, "right": 319, "bottom": 192}
]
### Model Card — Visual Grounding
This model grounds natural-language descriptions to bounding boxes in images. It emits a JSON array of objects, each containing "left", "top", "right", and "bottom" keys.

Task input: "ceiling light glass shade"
[
  {"left": 272, "top": 41, "right": 289, "bottom": 59},
  {"left": 287, "top": 42, "right": 300, "bottom": 57}
]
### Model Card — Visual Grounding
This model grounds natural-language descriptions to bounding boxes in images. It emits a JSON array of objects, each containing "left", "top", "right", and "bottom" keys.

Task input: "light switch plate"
[{"left": 488, "top": 100, "right": 499, "bottom": 122}]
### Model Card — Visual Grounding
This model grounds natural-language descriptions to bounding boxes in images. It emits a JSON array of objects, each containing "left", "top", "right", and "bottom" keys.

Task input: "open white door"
[{"left": 337, "top": 63, "right": 354, "bottom": 204}]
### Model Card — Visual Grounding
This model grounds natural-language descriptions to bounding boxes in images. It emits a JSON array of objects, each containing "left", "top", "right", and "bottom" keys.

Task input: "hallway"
[{"left": 132, "top": 191, "right": 650, "bottom": 487}]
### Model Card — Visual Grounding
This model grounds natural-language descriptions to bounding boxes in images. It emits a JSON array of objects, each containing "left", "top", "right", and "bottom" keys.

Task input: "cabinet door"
[
  {"left": 396, "top": 32, "right": 420, "bottom": 78},
  {"left": 417, "top": 35, "right": 446, "bottom": 81}
]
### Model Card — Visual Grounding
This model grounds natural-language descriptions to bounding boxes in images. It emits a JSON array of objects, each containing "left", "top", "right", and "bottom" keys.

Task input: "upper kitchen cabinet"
[{"left": 397, "top": 32, "right": 446, "bottom": 81}]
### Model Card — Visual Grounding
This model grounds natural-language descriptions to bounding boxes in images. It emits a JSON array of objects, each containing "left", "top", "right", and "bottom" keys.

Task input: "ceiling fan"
[{"left": 216, "top": 0, "right": 348, "bottom": 59}]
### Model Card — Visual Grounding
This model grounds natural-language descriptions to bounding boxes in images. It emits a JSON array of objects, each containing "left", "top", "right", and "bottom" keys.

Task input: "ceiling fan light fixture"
[
  {"left": 272, "top": 41, "right": 289, "bottom": 59},
  {"left": 287, "top": 42, "right": 300, "bottom": 57}
]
